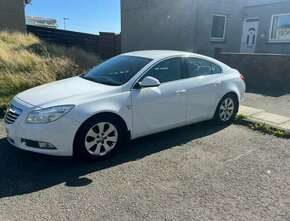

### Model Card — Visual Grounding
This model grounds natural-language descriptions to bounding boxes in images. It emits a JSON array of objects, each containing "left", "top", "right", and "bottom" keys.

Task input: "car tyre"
[
  {"left": 73, "top": 115, "right": 126, "bottom": 161},
  {"left": 214, "top": 93, "right": 239, "bottom": 125}
]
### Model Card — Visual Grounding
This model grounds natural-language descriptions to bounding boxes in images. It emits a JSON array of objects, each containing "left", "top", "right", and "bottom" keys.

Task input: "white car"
[{"left": 4, "top": 50, "right": 245, "bottom": 160}]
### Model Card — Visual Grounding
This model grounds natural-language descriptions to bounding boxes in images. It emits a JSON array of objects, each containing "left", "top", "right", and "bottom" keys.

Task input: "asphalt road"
[{"left": 0, "top": 119, "right": 290, "bottom": 221}]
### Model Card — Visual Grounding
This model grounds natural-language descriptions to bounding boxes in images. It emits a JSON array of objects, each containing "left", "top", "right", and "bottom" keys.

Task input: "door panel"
[
  {"left": 183, "top": 75, "right": 221, "bottom": 123},
  {"left": 131, "top": 81, "right": 187, "bottom": 138},
  {"left": 131, "top": 57, "right": 187, "bottom": 138},
  {"left": 183, "top": 57, "right": 222, "bottom": 122}
]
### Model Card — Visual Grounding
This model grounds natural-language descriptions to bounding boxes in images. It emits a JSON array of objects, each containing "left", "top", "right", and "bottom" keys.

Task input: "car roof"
[
  {"left": 122, "top": 50, "right": 231, "bottom": 71},
  {"left": 122, "top": 50, "right": 193, "bottom": 60}
]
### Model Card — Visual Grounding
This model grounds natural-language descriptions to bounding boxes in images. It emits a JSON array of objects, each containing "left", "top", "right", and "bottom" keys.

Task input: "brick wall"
[
  {"left": 219, "top": 53, "right": 290, "bottom": 90},
  {"left": 27, "top": 25, "right": 121, "bottom": 58}
]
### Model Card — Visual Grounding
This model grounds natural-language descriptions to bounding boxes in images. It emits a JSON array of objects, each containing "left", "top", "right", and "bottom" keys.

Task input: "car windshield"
[{"left": 81, "top": 55, "right": 152, "bottom": 86}]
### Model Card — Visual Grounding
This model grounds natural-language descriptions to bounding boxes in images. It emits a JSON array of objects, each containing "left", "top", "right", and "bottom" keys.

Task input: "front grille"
[{"left": 4, "top": 105, "right": 23, "bottom": 124}]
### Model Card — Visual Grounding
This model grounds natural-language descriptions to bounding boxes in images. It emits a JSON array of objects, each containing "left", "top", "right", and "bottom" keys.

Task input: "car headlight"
[{"left": 26, "top": 105, "right": 75, "bottom": 124}]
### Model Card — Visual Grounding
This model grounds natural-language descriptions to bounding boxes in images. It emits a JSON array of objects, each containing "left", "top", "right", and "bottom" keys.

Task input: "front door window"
[{"left": 141, "top": 57, "right": 183, "bottom": 84}]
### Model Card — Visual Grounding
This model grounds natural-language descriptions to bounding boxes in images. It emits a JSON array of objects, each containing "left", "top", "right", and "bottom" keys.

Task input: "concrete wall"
[
  {"left": 193, "top": 0, "right": 245, "bottom": 56},
  {"left": 121, "top": 0, "right": 199, "bottom": 53},
  {"left": 0, "top": 0, "right": 26, "bottom": 32},
  {"left": 243, "top": 1, "right": 290, "bottom": 54},
  {"left": 219, "top": 53, "right": 290, "bottom": 90},
  {"left": 121, "top": 0, "right": 290, "bottom": 56},
  {"left": 121, "top": 0, "right": 245, "bottom": 56}
]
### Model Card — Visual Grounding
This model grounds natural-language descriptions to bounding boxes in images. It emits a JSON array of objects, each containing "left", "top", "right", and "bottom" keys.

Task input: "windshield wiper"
[{"left": 81, "top": 75, "right": 120, "bottom": 86}]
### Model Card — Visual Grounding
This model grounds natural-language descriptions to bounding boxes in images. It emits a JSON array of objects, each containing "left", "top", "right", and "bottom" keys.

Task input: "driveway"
[
  {"left": 0, "top": 120, "right": 290, "bottom": 221},
  {"left": 244, "top": 90, "right": 290, "bottom": 118}
]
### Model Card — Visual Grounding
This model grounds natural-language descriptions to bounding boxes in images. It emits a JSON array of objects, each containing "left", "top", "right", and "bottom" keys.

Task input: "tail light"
[{"left": 240, "top": 74, "right": 245, "bottom": 81}]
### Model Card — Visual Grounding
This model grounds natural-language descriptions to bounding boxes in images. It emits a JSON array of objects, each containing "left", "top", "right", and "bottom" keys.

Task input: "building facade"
[
  {"left": 243, "top": 0, "right": 290, "bottom": 54},
  {"left": 121, "top": 0, "right": 290, "bottom": 56},
  {"left": 0, "top": 0, "right": 27, "bottom": 32},
  {"left": 26, "top": 16, "right": 58, "bottom": 29}
]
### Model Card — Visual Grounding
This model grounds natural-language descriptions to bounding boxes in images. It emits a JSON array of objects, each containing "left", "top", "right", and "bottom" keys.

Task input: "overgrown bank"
[{"left": 0, "top": 32, "right": 101, "bottom": 117}]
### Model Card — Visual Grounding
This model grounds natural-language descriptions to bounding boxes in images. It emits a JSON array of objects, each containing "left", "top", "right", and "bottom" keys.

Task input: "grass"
[
  {"left": 235, "top": 114, "right": 248, "bottom": 121},
  {"left": 249, "top": 122, "right": 290, "bottom": 138},
  {"left": 0, "top": 31, "right": 102, "bottom": 117},
  {"left": 235, "top": 114, "right": 290, "bottom": 139}
]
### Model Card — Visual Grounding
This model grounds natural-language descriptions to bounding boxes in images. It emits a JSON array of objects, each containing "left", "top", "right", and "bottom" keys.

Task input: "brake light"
[{"left": 240, "top": 74, "right": 245, "bottom": 81}]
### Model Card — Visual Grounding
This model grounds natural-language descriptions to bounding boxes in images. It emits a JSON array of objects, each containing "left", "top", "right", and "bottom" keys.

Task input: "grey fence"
[{"left": 27, "top": 25, "right": 121, "bottom": 58}]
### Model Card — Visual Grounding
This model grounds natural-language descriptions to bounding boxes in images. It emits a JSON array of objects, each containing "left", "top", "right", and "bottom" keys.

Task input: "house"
[
  {"left": 243, "top": 0, "right": 290, "bottom": 54},
  {"left": 26, "top": 16, "right": 58, "bottom": 29},
  {"left": 121, "top": 0, "right": 290, "bottom": 56},
  {"left": 0, "top": 0, "right": 30, "bottom": 32}
]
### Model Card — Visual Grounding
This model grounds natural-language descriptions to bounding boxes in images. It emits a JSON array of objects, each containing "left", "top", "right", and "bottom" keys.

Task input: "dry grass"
[{"left": 0, "top": 31, "right": 102, "bottom": 115}]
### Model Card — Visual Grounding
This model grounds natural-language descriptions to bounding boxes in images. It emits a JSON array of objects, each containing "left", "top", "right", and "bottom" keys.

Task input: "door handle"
[{"left": 176, "top": 89, "right": 187, "bottom": 95}]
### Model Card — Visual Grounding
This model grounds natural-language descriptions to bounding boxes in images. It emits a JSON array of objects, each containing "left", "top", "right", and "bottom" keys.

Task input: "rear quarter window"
[
  {"left": 185, "top": 57, "right": 223, "bottom": 77},
  {"left": 211, "top": 63, "right": 223, "bottom": 74}
]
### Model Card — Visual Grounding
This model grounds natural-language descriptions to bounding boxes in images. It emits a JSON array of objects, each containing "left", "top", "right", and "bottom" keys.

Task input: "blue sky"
[{"left": 25, "top": 0, "right": 121, "bottom": 34}]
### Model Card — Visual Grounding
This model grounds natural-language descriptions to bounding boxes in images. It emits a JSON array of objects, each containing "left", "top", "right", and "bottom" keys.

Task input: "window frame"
[
  {"left": 211, "top": 14, "right": 227, "bottom": 42},
  {"left": 132, "top": 56, "right": 186, "bottom": 89},
  {"left": 269, "top": 13, "right": 290, "bottom": 43},
  {"left": 183, "top": 57, "right": 223, "bottom": 79}
]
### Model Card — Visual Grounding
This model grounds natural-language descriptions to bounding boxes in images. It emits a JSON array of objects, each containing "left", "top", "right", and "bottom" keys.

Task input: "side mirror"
[{"left": 138, "top": 76, "right": 160, "bottom": 88}]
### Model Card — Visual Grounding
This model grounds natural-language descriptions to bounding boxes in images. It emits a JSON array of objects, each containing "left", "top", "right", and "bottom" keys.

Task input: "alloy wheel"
[
  {"left": 85, "top": 122, "right": 118, "bottom": 156},
  {"left": 219, "top": 97, "right": 235, "bottom": 122}
]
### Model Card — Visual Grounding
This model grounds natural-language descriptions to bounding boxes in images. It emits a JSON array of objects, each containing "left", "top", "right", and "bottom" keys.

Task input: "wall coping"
[
  {"left": 245, "top": 0, "right": 290, "bottom": 8},
  {"left": 221, "top": 52, "right": 290, "bottom": 57}
]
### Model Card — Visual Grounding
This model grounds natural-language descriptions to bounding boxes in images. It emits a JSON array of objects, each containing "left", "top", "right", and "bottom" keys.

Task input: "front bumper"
[{"left": 4, "top": 98, "right": 81, "bottom": 157}]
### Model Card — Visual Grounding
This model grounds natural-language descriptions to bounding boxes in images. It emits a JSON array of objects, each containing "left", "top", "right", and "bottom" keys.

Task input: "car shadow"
[{"left": 0, "top": 121, "right": 228, "bottom": 198}]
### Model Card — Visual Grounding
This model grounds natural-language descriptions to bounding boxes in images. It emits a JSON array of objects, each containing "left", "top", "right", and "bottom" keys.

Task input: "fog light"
[
  {"left": 21, "top": 139, "right": 56, "bottom": 149},
  {"left": 38, "top": 142, "right": 56, "bottom": 149}
]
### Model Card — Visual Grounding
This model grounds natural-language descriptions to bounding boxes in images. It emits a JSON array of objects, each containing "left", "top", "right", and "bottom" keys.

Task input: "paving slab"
[
  {"left": 251, "top": 112, "right": 290, "bottom": 125},
  {"left": 239, "top": 105, "right": 290, "bottom": 134},
  {"left": 280, "top": 121, "right": 290, "bottom": 132},
  {"left": 239, "top": 105, "right": 263, "bottom": 116}
]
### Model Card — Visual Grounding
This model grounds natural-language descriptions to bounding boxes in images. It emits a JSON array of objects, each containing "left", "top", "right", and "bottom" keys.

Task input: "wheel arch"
[
  {"left": 214, "top": 91, "right": 240, "bottom": 115},
  {"left": 216, "top": 81, "right": 242, "bottom": 110},
  {"left": 73, "top": 111, "right": 131, "bottom": 156},
  {"left": 81, "top": 111, "right": 130, "bottom": 135},
  {"left": 212, "top": 91, "right": 240, "bottom": 124},
  {"left": 219, "top": 91, "right": 240, "bottom": 106},
  {"left": 225, "top": 91, "right": 239, "bottom": 103}
]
